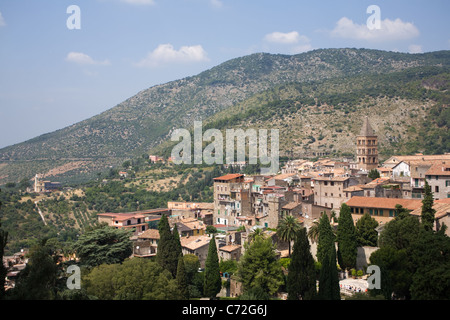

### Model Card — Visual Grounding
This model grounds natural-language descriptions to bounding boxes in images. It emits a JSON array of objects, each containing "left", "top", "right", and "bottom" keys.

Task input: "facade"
[
  {"left": 425, "top": 164, "right": 450, "bottom": 200},
  {"left": 346, "top": 196, "right": 422, "bottom": 223},
  {"left": 312, "top": 176, "right": 358, "bottom": 211},
  {"left": 213, "top": 173, "right": 250, "bottom": 226},
  {"left": 97, "top": 208, "right": 170, "bottom": 236},
  {"left": 356, "top": 117, "right": 378, "bottom": 171}
]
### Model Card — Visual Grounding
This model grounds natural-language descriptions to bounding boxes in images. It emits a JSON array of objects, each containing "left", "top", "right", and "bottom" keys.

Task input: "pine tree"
[
  {"left": 203, "top": 236, "right": 221, "bottom": 298},
  {"left": 421, "top": 180, "right": 436, "bottom": 232},
  {"left": 176, "top": 254, "right": 189, "bottom": 300},
  {"left": 287, "top": 228, "right": 317, "bottom": 300},
  {"left": 336, "top": 203, "right": 357, "bottom": 271}
]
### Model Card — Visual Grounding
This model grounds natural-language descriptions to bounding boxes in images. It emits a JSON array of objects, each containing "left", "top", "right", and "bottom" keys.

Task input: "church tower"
[{"left": 356, "top": 117, "right": 378, "bottom": 171}]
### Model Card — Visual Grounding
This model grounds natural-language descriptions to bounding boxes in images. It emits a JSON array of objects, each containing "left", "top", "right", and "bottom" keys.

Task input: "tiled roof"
[
  {"left": 425, "top": 164, "right": 450, "bottom": 176},
  {"left": 138, "top": 229, "right": 160, "bottom": 239},
  {"left": 180, "top": 235, "right": 211, "bottom": 250},
  {"left": 219, "top": 244, "right": 241, "bottom": 252},
  {"left": 410, "top": 202, "right": 450, "bottom": 219},
  {"left": 346, "top": 196, "right": 422, "bottom": 210},
  {"left": 213, "top": 173, "right": 245, "bottom": 181}
]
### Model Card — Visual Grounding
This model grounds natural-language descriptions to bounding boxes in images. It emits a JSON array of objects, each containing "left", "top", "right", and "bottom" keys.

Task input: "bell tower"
[{"left": 356, "top": 117, "right": 378, "bottom": 171}]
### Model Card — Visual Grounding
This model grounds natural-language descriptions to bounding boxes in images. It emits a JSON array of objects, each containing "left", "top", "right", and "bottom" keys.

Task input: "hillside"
[{"left": 0, "top": 48, "right": 449, "bottom": 185}]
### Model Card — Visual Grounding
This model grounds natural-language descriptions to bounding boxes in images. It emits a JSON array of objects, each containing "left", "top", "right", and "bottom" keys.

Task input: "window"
[
  {"left": 446, "top": 180, "right": 450, "bottom": 187},
  {"left": 369, "top": 209, "right": 373, "bottom": 215},
  {"left": 389, "top": 210, "right": 394, "bottom": 217},
  {"left": 379, "top": 209, "right": 384, "bottom": 216},
  {"left": 435, "top": 186, "right": 439, "bottom": 193}
]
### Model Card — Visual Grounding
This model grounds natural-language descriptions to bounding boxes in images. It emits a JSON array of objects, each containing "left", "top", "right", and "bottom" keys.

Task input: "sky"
[{"left": 0, "top": 0, "right": 449, "bottom": 149}]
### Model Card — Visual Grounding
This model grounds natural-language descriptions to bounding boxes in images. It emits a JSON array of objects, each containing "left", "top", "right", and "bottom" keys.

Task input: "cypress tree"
[
  {"left": 203, "top": 236, "right": 221, "bottom": 298},
  {"left": 156, "top": 214, "right": 178, "bottom": 277},
  {"left": 173, "top": 224, "right": 182, "bottom": 260},
  {"left": 316, "top": 213, "right": 335, "bottom": 265},
  {"left": 176, "top": 254, "right": 189, "bottom": 300},
  {"left": 336, "top": 203, "right": 357, "bottom": 271},
  {"left": 421, "top": 180, "right": 436, "bottom": 232},
  {"left": 318, "top": 241, "right": 340, "bottom": 300},
  {"left": 287, "top": 228, "right": 317, "bottom": 300}
]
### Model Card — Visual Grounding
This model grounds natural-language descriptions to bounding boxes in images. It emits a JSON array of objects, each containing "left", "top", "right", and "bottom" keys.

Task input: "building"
[
  {"left": 213, "top": 173, "right": 250, "bottom": 226},
  {"left": 346, "top": 196, "right": 422, "bottom": 224},
  {"left": 410, "top": 199, "right": 450, "bottom": 236},
  {"left": 425, "top": 164, "right": 450, "bottom": 200},
  {"left": 312, "top": 176, "right": 358, "bottom": 211},
  {"left": 34, "top": 174, "right": 62, "bottom": 193},
  {"left": 218, "top": 244, "right": 242, "bottom": 261},
  {"left": 133, "top": 229, "right": 160, "bottom": 258},
  {"left": 180, "top": 235, "right": 212, "bottom": 268},
  {"left": 356, "top": 117, "right": 378, "bottom": 171},
  {"left": 97, "top": 208, "right": 170, "bottom": 236}
]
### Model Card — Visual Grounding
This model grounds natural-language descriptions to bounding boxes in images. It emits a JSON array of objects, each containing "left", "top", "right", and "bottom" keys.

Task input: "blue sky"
[{"left": 0, "top": 0, "right": 449, "bottom": 148}]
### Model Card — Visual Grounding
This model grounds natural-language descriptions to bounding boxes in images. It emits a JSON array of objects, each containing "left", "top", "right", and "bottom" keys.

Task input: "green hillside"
[{"left": 0, "top": 48, "right": 449, "bottom": 185}]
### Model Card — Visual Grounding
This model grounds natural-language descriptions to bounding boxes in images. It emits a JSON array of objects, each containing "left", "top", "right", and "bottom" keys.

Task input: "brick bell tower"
[{"left": 356, "top": 116, "right": 378, "bottom": 171}]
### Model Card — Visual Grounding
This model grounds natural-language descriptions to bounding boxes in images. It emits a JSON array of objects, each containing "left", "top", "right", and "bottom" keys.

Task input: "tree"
[
  {"left": 11, "top": 239, "right": 58, "bottom": 299},
  {"left": 355, "top": 212, "right": 379, "bottom": 247},
  {"left": 307, "top": 220, "right": 319, "bottom": 243},
  {"left": 409, "top": 228, "right": 450, "bottom": 300},
  {"left": 276, "top": 215, "right": 301, "bottom": 257},
  {"left": 204, "top": 236, "right": 221, "bottom": 298},
  {"left": 156, "top": 214, "right": 179, "bottom": 277},
  {"left": 318, "top": 239, "right": 340, "bottom": 300},
  {"left": 287, "top": 228, "right": 317, "bottom": 300},
  {"left": 73, "top": 225, "right": 132, "bottom": 268},
  {"left": 421, "top": 180, "right": 436, "bottom": 232},
  {"left": 237, "top": 235, "right": 283, "bottom": 297},
  {"left": 368, "top": 169, "right": 380, "bottom": 180},
  {"left": 316, "top": 213, "right": 335, "bottom": 265},
  {"left": 84, "top": 258, "right": 180, "bottom": 300},
  {"left": 336, "top": 203, "right": 357, "bottom": 271},
  {"left": 176, "top": 254, "right": 189, "bottom": 300}
]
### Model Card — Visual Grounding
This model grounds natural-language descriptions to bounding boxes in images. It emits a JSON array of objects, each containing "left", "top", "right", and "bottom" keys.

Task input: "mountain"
[{"left": 0, "top": 48, "right": 449, "bottom": 185}]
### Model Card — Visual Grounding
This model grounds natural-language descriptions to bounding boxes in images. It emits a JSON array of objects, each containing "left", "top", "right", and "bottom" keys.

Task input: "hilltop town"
[{"left": 3, "top": 116, "right": 448, "bottom": 300}]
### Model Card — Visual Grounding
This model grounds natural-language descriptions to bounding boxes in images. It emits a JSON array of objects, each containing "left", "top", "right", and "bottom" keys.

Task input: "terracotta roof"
[
  {"left": 213, "top": 173, "right": 244, "bottom": 181},
  {"left": 425, "top": 164, "right": 450, "bottom": 176},
  {"left": 97, "top": 213, "right": 146, "bottom": 221},
  {"left": 346, "top": 196, "right": 422, "bottom": 210},
  {"left": 138, "top": 229, "right": 160, "bottom": 239},
  {"left": 180, "top": 235, "right": 211, "bottom": 250},
  {"left": 282, "top": 202, "right": 301, "bottom": 210},
  {"left": 343, "top": 186, "right": 364, "bottom": 192},
  {"left": 410, "top": 202, "right": 450, "bottom": 219},
  {"left": 271, "top": 173, "right": 297, "bottom": 180},
  {"left": 219, "top": 244, "right": 241, "bottom": 252}
]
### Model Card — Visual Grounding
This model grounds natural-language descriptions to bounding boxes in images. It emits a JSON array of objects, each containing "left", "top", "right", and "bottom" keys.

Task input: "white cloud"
[
  {"left": 65, "top": 52, "right": 111, "bottom": 66},
  {"left": 330, "top": 17, "right": 419, "bottom": 42},
  {"left": 263, "top": 31, "right": 312, "bottom": 54},
  {"left": 120, "top": 0, "right": 155, "bottom": 5},
  {"left": 135, "top": 44, "right": 209, "bottom": 67},
  {"left": 264, "top": 31, "right": 306, "bottom": 44},
  {"left": 0, "top": 11, "right": 6, "bottom": 27},
  {"left": 408, "top": 44, "right": 423, "bottom": 54}
]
